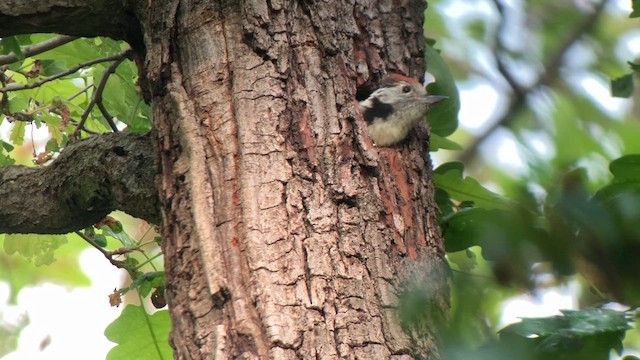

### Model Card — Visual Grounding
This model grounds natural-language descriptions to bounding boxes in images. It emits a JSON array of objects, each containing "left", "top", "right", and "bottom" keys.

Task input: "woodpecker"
[{"left": 360, "top": 73, "right": 447, "bottom": 147}]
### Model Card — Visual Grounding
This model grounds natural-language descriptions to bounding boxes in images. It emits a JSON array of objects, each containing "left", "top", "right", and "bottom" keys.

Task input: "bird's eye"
[{"left": 402, "top": 85, "right": 411, "bottom": 93}]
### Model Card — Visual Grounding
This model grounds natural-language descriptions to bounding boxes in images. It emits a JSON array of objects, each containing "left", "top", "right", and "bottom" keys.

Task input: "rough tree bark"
[
  {"left": 0, "top": 0, "right": 449, "bottom": 358},
  {"left": 0, "top": 132, "right": 158, "bottom": 234}
]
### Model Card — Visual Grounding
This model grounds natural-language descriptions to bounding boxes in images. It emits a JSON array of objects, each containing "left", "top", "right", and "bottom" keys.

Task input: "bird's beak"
[{"left": 424, "top": 95, "right": 448, "bottom": 104}]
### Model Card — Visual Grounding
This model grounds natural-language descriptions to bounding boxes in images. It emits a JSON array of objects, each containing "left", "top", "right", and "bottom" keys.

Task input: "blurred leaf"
[
  {"left": 430, "top": 133, "right": 462, "bottom": 151},
  {"left": 0, "top": 309, "right": 28, "bottom": 357},
  {"left": 550, "top": 94, "right": 606, "bottom": 165},
  {"left": 7, "top": 96, "right": 30, "bottom": 114},
  {"left": 442, "top": 205, "right": 548, "bottom": 286},
  {"left": 38, "top": 59, "right": 71, "bottom": 77},
  {"left": 424, "top": 43, "right": 460, "bottom": 137},
  {"left": 499, "top": 308, "right": 630, "bottom": 358},
  {"left": 3, "top": 234, "right": 67, "bottom": 266},
  {"left": 129, "top": 271, "right": 165, "bottom": 298},
  {"left": 0, "top": 152, "right": 15, "bottom": 166},
  {"left": 611, "top": 73, "right": 634, "bottom": 98},
  {"left": 100, "top": 226, "right": 138, "bottom": 248},
  {"left": 1, "top": 140, "right": 14, "bottom": 152},
  {"left": 441, "top": 207, "right": 487, "bottom": 252},
  {"left": 94, "top": 233, "right": 108, "bottom": 247},
  {"left": 434, "top": 162, "right": 509, "bottom": 210},
  {"left": 424, "top": 1, "right": 448, "bottom": 39},
  {"left": 435, "top": 186, "right": 455, "bottom": 218},
  {"left": 0, "top": 233, "right": 90, "bottom": 302},
  {"left": 36, "top": 36, "right": 100, "bottom": 65},
  {"left": 447, "top": 249, "right": 477, "bottom": 272},
  {"left": 631, "top": 0, "right": 640, "bottom": 18},
  {"left": 0, "top": 37, "right": 23, "bottom": 58},
  {"left": 105, "top": 305, "right": 173, "bottom": 360},
  {"left": 465, "top": 19, "right": 487, "bottom": 41},
  {"left": 609, "top": 154, "right": 640, "bottom": 182}
]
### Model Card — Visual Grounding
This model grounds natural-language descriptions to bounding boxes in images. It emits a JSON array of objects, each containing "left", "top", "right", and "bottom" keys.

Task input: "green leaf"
[
  {"left": 130, "top": 271, "right": 166, "bottom": 297},
  {"left": 424, "top": 43, "right": 460, "bottom": 137},
  {"left": 3, "top": 234, "right": 68, "bottom": 266},
  {"left": 593, "top": 155, "right": 640, "bottom": 218},
  {"left": 446, "top": 249, "right": 477, "bottom": 272},
  {"left": 441, "top": 208, "right": 487, "bottom": 252},
  {"left": 7, "top": 96, "right": 30, "bottom": 114},
  {"left": 611, "top": 73, "right": 634, "bottom": 98},
  {"left": 434, "top": 187, "right": 455, "bottom": 218},
  {"left": 0, "top": 155, "right": 15, "bottom": 166},
  {"left": 550, "top": 94, "right": 607, "bottom": 163},
  {"left": 1, "top": 140, "right": 14, "bottom": 152},
  {"left": 631, "top": 0, "right": 640, "bottom": 18},
  {"left": 39, "top": 59, "right": 71, "bottom": 77},
  {"left": 465, "top": 19, "right": 487, "bottom": 41},
  {"left": 36, "top": 37, "right": 100, "bottom": 65},
  {"left": 101, "top": 225, "right": 136, "bottom": 248},
  {"left": 430, "top": 133, "right": 462, "bottom": 151},
  {"left": 499, "top": 308, "right": 631, "bottom": 356},
  {"left": 434, "top": 161, "right": 464, "bottom": 174},
  {"left": 13, "top": 34, "right": 34, "bottom": 47},
  {"left": 0, "top": 233, "right": 91, "bottom": 302},
  {"left": 99, "top": 65, "right": 127, "bottom": 119},
  {"left": 609, "top": 154, "right": 640, "bottom": 183},
  {"left": 43, "top": 115, "right": 65, "bottom": 145},
  {"left": 105, "top": 305, "right": 173, "bottom": 360},
  {"left": 629, "top": 61, "right": 640, "bottom": 72},
  {"left": 434, "top": 162, "right": 508, "bottom": 209},
  {"left": 94, "top": 233, "right": 108, "bottom": 247},
  {"left": 0, "top": 37, "right": 23, "bottom": 58}
]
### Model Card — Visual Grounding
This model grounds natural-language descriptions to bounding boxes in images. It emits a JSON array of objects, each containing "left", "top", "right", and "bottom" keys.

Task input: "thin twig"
[
  {"left": 491, "top": 0, "right": 526, "bottom": 96},
  {"left": 74, "top": 48, "right": 133, "bottom": 137},
  {"left": 70, "top": 121, "right": 99, "bottom": 134},
  {"left": 75, "top": 231, "right": 125, "bottom": 269},
  {"left": 96, "top": 100, "right": 118, "bottom": 132},
  {"left": 67, "top": 83, "right": 94, "bottom": 101},
  {"left": 0, "top": 35, "right": 78, "bottom": 65},
  {"left": 0, "top": 52, "right": 131, "bottom": 93},
  {"left": 457, "top": 0, "right": 610, "bottom": 164}
]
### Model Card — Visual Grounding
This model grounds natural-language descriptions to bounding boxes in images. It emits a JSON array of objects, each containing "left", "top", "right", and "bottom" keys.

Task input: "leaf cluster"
[
  {"left": 418, "top": 1, "right": 640, "bottom": 358},
  {"left": 0, "top": 34, "right": 166, "bottom": 358},
  {"left": 0, "top": 35, "right": 150, "bottom": 165}
]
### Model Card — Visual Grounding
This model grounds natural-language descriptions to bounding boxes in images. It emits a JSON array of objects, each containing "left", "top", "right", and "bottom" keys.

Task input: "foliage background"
[
  {"left": 425, "top": 0, "right": 640, "bottom": 359},
  {"left": 0, "top": 36, "right": 165, "bottom": 359}
]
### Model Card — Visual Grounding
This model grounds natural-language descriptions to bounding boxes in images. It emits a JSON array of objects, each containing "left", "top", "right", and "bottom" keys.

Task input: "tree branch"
[
  {"left": 457, "top": 0, "right": 610, "bottom": 164},
  {"left": 491, "top": 0, "right": 526, "bottom": 97},
  {"left": 0, "top": 35, "right": 78, "bottom": 66},
  {"left": 0, "top": 2, "right": 142, "bottom": 48},
  {"left": 75, "top": 230, "right": 131, "bottom": 269},
  {"left": 0, "top": 49, "right": 132, "bottom": 93},
  {"left": 75, "top": 50, "right": 132, "bottom": 136},
  {"left": 0, "top": 132, "right": 159, "bottom": 234}
]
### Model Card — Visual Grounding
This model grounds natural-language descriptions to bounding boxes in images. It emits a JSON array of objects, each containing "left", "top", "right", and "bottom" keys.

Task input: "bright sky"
[{"left": 1, "top": 251, "right": 124, "bottom": 359}]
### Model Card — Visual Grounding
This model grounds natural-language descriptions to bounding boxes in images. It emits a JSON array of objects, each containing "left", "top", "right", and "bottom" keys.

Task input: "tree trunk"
[
  {"left": 141, "top": 0, "right": 448, "bottom": 358},
  {"left": 0, "top": 0, "right": 448, "bottom": 357}
]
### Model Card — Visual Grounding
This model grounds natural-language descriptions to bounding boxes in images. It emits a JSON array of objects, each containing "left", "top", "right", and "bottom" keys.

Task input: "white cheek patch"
[{"left": 372, "top": 88, "right": 391, "bottom": 103}]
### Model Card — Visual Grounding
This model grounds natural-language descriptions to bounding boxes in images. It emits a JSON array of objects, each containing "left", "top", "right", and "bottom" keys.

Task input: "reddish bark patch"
[{"left": 378, "top": 149, "right": 422, "bottom": 260}]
